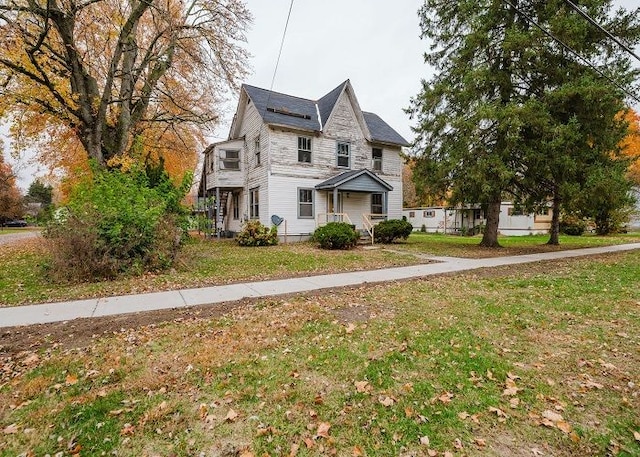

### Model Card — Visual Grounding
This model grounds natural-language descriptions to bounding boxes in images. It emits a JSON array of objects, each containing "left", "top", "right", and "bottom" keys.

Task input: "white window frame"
[
  {"left": 254, "top": 137, "right": 261, "bottom": 166},
  {"left": 249, "top": 188, "right": 259, "bottom": 219},
  {"left": 336, "top": 142, "right": 350, "bottom": 169},
  {"left": 423, "top": 210, "right": 435, "bottom": 218},
  {"left": 372, "top": 147, "right": 383, "bottom": 171},
  {"left": 298, "top": 137, "right": 312, "bottom": 163},
  {"left": 220, "top": 149, "right": 240, "bottom": 170},
  {"left": 297, "top": 188, "right": 314, "bottom": 219},
  {"left": 232, "top": 193, "right": 240, "bottom": 220}
]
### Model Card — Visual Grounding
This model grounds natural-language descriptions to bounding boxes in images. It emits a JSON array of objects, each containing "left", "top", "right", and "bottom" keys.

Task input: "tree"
[
  {"left": 409, "top": 0, "right": 640, "bottom": 246},
  {"left": 620, "top": 109, "right": 640, "bottom": 185},
  {"left": 26, "top": 179, "right": 53, "bottom": 206},
  {"left": 0, "top": 152, "right": 23, "bottom": 224},
  {"left": 408, "top": 0, "right": 529, "bottom": 247},
  {"left": 0, "top": 0, "right": 250, "bottom": 176}
]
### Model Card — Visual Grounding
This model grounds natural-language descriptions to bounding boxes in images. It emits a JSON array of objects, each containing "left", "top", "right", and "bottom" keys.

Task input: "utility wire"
[
  {"left": 502, "top": 0, "right": 640, "bottom": 104},
  {"left": 264, "top": 0, "right": 295, "bottom": 113},
  {"left": 562, "top": 0, "right": 640, "bottom": 65}
]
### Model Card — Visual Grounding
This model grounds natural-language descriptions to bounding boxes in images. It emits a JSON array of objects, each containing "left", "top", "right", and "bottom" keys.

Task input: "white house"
[
  {"left": 403, "top": 202, "right": 553, "bottom": 236},
  {"left": 199, "top": 80, "right": 409, "bottom": 240}
]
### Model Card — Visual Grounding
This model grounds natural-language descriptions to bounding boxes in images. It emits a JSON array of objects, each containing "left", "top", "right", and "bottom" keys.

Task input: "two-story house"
[{"left": 200, "top": 80, "right": 410, "bottom": 240}]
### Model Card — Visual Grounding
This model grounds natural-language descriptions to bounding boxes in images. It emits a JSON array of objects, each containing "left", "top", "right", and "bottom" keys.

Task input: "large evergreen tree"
[{"left": 409, "top": 0, "right": 640, "bottom": 246}]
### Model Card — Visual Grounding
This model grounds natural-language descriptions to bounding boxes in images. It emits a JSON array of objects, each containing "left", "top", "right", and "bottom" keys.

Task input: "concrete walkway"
[{"left": 1, "top": 243, "right": 639, "bottom": 328}]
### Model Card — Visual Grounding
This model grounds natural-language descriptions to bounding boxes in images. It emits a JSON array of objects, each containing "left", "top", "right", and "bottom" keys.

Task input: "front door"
[{"left": 327, "top": 193, "right": 344, "bottom": 214}]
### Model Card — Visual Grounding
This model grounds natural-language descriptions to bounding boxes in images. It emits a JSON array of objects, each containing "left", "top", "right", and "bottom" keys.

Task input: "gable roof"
[
  {"left": 315, "top": 169, "right": 393, "bottom": 192},
  {"left": 239, "top": 81, "right": 410, "bottom": 147}
]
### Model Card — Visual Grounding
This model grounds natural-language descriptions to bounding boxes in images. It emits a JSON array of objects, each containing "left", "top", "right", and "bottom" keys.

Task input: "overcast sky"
[{"left": 3, "top": 0, "right": 639, "bottom": 190}]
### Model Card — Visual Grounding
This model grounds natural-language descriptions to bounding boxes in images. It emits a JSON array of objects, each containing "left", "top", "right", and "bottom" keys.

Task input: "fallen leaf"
[
  {"left": 289, "top": 443, "right": 299, "bottom": 457},
  {"left": 120, "top": 423, "right": 135, "bottom": 436},
  {"left": 379, "top": 396, "right": 394, "bottom": 407},
  {"left": 65, "top": 374, "right": 78, "bottom": 385},
  {"left": 509, "top": 397, "right": 520, "bottom": 408},
  {"left": 541, "top": 410, "right": 563, "bottom": 423},
  {"left": 633, "top": 431, "right": 640, "bottom": 442},
  {"left": 3, "top": 423, "right": 18, "bottom": 434},
  {"left": 352, "top": 445, "right": 364, "bottom": 456},
  {"left": 303, "top": 437, "right": 315, "bottom": 448},
  {"left": 419, "top": 435, "right": 430, "bottom": 446},
  {"left": 427, "top": 450, "right": 437, "bottom": 457},
  {"left": 316, "top": 422, "right": 331, "bottom": 439},
  {"left": 355, "top": 381, "right": 371, "bottom": 394},
  {"left": 225, "top": 409, "right": 239, "bottom": 423},
  {"left": 345, "top": 323, "right": 356, "bottom": 334},
  {"left": 556, "top": 420, "right": 572, "bottom": 434},
  {"left": 474, "top": 438, "right": 487, "bottom": 447},
  {"left": 454, "top": 438, "right": 463, "bottom": 449},
  {"left": 458, "top": 411, "right": 470, "bottom": 420}
]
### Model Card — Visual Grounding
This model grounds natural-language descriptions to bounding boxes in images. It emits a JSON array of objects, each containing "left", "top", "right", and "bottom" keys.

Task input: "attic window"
[{"left": 266, "top": 107, "right": 312, "bottom": 120}]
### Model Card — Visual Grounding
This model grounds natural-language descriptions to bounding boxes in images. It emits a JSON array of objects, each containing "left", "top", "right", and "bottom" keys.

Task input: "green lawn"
[{"left": 1, "top": 251, "right": 638, "bottom": 456}]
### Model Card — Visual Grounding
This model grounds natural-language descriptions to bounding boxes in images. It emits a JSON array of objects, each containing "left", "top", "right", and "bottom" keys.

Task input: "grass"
[
  {"left": 0, "top": 232, "right": 639, "bottom": 307},
  {"left": 1, "top": 252, "right": 639, "bottom": 456}
]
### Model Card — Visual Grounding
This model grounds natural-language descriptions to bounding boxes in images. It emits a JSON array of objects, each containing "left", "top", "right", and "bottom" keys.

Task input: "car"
[{"left": 3, "top": 220, "right": 28, "bottom": 227}]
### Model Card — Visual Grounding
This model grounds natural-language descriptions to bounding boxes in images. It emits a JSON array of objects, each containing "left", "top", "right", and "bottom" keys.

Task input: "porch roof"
[{"left": 315, "top": 169, "right": 393, "bottom": 192}]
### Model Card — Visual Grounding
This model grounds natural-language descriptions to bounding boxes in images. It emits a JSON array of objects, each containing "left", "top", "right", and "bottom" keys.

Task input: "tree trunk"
[
  {"left": 480, "top": 197, "right": 501, "bottom": 247},
  {"left": 547, "top": 194, "right": 561, "bottom": 245}
]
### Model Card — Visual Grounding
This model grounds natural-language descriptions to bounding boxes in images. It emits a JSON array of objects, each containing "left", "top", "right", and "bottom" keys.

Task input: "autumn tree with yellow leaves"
[
  {"left": 0, "top": 0, "right": 251, "bottom": 180},
  {"left": 620, "top": 109, "right": 640, "bottom": 185}
]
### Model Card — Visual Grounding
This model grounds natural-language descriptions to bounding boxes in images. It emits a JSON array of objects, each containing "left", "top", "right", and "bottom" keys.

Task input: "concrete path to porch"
[{"left": 1, "top": 242, "right": 639, "bottom": 328}]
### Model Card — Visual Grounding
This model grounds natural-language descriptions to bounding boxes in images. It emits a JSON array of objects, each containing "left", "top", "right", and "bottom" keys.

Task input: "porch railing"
[
  {"left": 316, "top": 213, "right": 353, "bottom": 226},
  {"left": 362, "top": 214, "right": 375, "bottom": 245}
]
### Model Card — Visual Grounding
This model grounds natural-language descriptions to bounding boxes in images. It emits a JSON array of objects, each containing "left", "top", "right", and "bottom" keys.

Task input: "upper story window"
[
  {"left": 337, "top": 142, "right": 350, "bottom": 168},
  {"left": 298, "top": 137, "right": 312, "bottom": 163},
  {"left": 254, "top": 137, "right": 261, "bottom": 166},
  {"left": 372, "top": 147, "right": 383, "bottom": 171},
  {"left": 220, "top": 150, "right": 240, "bottom": 170}
]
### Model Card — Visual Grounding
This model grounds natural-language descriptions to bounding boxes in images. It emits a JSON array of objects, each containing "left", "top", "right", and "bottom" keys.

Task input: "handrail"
[
  {"left": 316, "top": 213, "right": 353, "bottom": 226},
  {"left": 362, "top": 214, "right": 375, "bottom": 245}
]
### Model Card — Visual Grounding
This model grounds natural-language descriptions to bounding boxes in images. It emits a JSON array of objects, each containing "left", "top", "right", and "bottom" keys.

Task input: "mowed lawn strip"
[
  {"left": 0, "top": 237, "right": 419, "bottom": 307},
  {"left": 1, "top": 252, "right": 639, "bottom": 456}
]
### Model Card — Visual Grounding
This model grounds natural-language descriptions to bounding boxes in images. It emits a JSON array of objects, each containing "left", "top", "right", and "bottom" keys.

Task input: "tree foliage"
[
  {"left": 620, "top": 109, "right": 640, "bottom": 185},
  {"left": 0, "top": 0, "right": 251, "bottom": 180},
  {"left": 0, "top": 151, "right": 23, "bottom": 223},
  {"left": 409, "top": 0, "right": 640, "bottom": 246},
  {"left": 26, "top": 179, "right": 53, "bottom": 206}
]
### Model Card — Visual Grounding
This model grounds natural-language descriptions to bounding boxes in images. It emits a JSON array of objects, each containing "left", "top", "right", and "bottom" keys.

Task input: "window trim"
[
  {"left": 298, "top": 136, "right": 312, "bottom": 164},
  {"left": 232, "top": 193, "right": 240, "bottom": 220},
  {"left": 336, "top": 141, "right": 351, "bottom": 169},
  {"left": 254, "top": 137, "right": 261, "bottom": 166},
  {"left": 249, "top": 187, "right": 259, "bottom": 219},
  {"left": 220, "top": 149, "right": 240, "bottom": 170},
  {"left": 297, "top": 188, "right": 314, "bottom": 219},
  {"left": 371, "top": 193, "right": 383, "bottom": 215},
  {"left": 372, "top": 147, "right": 383, "bottom": 172},
  {"left": 423, "top": 210, "right": 435, "bottom": 218}
]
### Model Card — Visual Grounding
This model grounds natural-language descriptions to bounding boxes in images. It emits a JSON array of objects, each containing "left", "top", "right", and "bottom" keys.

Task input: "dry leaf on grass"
[
  {"left": 3, "top": 423, "right": 18, "bottom": 434},
  {"left": 316, "top": 422, "right": 331, "bottom": 439},
  {"left": 224, "top": 409, "right": 239, "bottom": 422},
  {"left": 419, "top": 435, "right": 430, "bottom": 446},
  {"left": 379, "top": 396, "right": 395, "bottom": 407},
  {"left": 355, "top": 380, "right": 372, "bottom": 394}
]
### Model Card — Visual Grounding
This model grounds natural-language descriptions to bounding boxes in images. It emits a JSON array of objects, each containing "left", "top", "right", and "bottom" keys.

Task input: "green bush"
[
  {"left": 559, "top": 215, "right": 586, "bottom": 236},
  {"left": 236, "top": 220, "right": 278, "bottom": 246},
  {"left": 312, "top": 222, "right": 358, "bottom": 250},
  {"left": 45, "top": 163, "right": 190, "bottom": 280},
  {"left": 374, "top": 219, "right": 413, "bottom": 243}
]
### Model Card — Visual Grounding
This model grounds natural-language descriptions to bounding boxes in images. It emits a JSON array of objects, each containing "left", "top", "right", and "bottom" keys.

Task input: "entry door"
[{"left": 327, "top": 193, "right": 344, "bottom": 213}]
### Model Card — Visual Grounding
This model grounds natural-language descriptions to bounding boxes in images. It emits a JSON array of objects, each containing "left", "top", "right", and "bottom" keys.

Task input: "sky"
[{"left": 3, "top": 0, "right": 639, "bottom": 190}]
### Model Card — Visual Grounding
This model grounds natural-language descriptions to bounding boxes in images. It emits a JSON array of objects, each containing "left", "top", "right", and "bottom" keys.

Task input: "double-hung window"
[
  {"left": 298, "top": 137, "right": 312, "bottom": 163},
  {"left": 371, "top": 193, "right": 383, "bottom": 215},
  {"left": 372, "top": 147, "right": 383, "bottom": 171},
  {"left": 336, "top": 142, "right": 350, "bottom": 168},
  {"left": 220, "top": 150, "right": 240, "bottom": 170},
  {"left": 298, "top": 188, "right": 314, "bottom": 218},
  {"left": 232, "top": 193, "right": 240, "bottom": 220},
  {"left": 254, "top": 138, "right": 261, "bottom": 166},
  {"left": 249, "top": 188, "right": 259, "bottom": 219}
]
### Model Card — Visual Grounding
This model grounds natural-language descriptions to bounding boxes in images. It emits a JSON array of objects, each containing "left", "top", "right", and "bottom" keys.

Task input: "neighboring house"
[
  {"left": 403, "top": 202, "right": 553, "bottom": 236},
  {"left": 199, "top": 80, "right": 409, "bottom": 240}
]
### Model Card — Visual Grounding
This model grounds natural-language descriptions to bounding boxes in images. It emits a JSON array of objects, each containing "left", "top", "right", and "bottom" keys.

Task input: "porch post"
[
  {"left": 383, "top": 191, "right": 389, "bottom": 219},
  {"left": 333, "top": 188, "right": 339, "bottom": 222},
  {"left": 215, "top": 187, "right": 221, "bottom": 240}
]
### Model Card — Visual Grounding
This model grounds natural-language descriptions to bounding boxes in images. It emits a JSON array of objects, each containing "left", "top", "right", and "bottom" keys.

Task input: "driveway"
[{"left": 0, "top": 230, "right": 41, "bottom": 246}]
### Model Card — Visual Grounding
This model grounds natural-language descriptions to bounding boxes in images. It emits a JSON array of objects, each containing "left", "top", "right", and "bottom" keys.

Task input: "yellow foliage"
[{"left": 619, "top": 109, "right": 640, "bottom": 185}]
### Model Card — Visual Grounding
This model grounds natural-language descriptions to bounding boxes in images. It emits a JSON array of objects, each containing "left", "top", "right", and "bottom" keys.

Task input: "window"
[
  {"left": 371, "top": 193, "right": 383, "bottom": 215},
  {"left": 249, "top": 188, "right": 259, "bottom": 219},
  {"left": 220, "top": 150, "right": 240, "bottom": 170},
  {"left": 298, "top": 137, "right": 312, "bottom": 163},
  {"left": 208, "top": 152, "right": 214, "bottom": 172},
  {"left": 254, "top": 138, "right": 261, "bottom": 166},
  {"left": 298, "top": 188, "right": 314, "bottom": 218},
  {"left": 536, "top": 207, "right": 550, "bottom": 216},
  {"left": 232, "top": 193, "right": 240, "bottom": 220},
  {"left": 337, "top": 142, "right": 350, "bottom": 168},
  {"left": 423, "top": 210, "right": 435, "bottom": 218},
  {"left": 409, "top": 211, "right": 415, "bottom": 218},
  {"left": 372, "top": 147, "right": 383, "bottom": 171},
  {"left": 507, "top": 207, "right": 524, "bottom": 216}
]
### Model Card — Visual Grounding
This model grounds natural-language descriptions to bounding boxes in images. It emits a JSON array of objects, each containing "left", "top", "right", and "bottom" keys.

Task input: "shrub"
[
  {"left": 420, "top": 224, "right": 427, "bottom": 233},
  {"left": 45, "top": 163, "right": 190, "bottom": 280},
  {"left": 559, "top": 215, "right": 586, "bottom": 236},
  {"left": 236, "top": 220, "right": 278, "bottom": 246},
  {"left": 312, "top": 222, "right": 358, "bottom": 250},
  {"left": 374, "top": 219, "right": 413, "bottom": 243}
]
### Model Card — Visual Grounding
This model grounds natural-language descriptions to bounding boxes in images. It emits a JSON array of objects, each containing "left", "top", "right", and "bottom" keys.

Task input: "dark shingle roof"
[
  {"left": 243, "top": 84, "right": 320, "bottom": 132},
  {"left": 315, "top": 169, "right": 393, "bottom": 191},
  {"left": 363, "top": 112, "right": 410, "bottom": 147},
  {"left": 242, "top": 82, "right": 409, "bottom": 147}
]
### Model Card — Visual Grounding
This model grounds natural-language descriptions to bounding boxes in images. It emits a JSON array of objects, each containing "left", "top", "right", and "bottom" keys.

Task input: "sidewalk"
[{"left": 1, "top": 242, "right": 639, "bottom": 328}]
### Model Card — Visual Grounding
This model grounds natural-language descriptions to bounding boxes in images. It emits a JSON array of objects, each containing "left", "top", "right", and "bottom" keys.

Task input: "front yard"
[{"left": 1, "top": 251, "right": 638, "bottom": 456}]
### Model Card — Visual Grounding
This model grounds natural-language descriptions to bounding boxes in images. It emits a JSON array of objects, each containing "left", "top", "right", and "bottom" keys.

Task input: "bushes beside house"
[
  {"left": 45, "top": 163, "right": 191, "bottom": 280},
  {"left": 559, "top": 215, "right": 586, "bottom": 236},
  {"left": 312, "top": 222, "right": 359, "bottom": 250},
  {"left": 236, "top": 220, "right": 278, "bottom": 246},
  {"left": 374, "top": 219, "right": 413, "bottom": 243}
]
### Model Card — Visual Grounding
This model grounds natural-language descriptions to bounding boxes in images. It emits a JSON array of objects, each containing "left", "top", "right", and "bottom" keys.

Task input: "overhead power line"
[
  {"left": 562, "top": 0, "right": 640, "bottom": 65},
  {"left": 268, "top": 0, "right": 295, "bottom": 94},
  {"left": 502, "top": 0, "right": 640, "bottom": 105}
]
